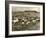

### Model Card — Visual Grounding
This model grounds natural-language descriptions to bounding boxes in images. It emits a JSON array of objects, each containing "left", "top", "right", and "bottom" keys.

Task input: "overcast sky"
[{"left": 12, "top": 7, "right": 40, "bottom": 12}]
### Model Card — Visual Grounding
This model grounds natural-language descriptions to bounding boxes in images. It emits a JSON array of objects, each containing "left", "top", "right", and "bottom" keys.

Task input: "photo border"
[{"left": 5, "top": 1, "right": 45, "bottom": 37}]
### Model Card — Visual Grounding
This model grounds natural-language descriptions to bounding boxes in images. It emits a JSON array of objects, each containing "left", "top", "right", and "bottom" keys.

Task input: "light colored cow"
[{"left": 12, "top": 18, "right": 19, "bottom": 23}]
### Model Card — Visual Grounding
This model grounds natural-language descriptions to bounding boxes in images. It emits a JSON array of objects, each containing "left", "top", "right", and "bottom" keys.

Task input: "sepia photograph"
[{"left": 12, "top": 7, "right": 40, "bottom": 31}]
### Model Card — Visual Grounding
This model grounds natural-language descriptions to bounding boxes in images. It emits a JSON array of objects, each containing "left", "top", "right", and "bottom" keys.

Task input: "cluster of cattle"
[{"left": 12, "top": 16, "right": 40, "bottom": 31}]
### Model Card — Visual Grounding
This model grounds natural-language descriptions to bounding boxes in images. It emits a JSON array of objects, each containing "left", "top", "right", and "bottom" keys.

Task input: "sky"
[{"left": 12, "top": 7, "right": 40, "bottom": 12}]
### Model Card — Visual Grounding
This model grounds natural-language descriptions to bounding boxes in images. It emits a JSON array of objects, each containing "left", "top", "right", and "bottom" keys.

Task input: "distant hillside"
[
  {"left": 13, "top": 10, "right": 39, "bottom": 13},
  {"left": 12, "top": 10, "right": 40, "bottom": 17}
]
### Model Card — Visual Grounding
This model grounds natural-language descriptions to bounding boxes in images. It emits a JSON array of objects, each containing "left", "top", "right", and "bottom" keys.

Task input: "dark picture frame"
[{"left": 5, "top": 1, "right": 45, "bottom": 38}]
